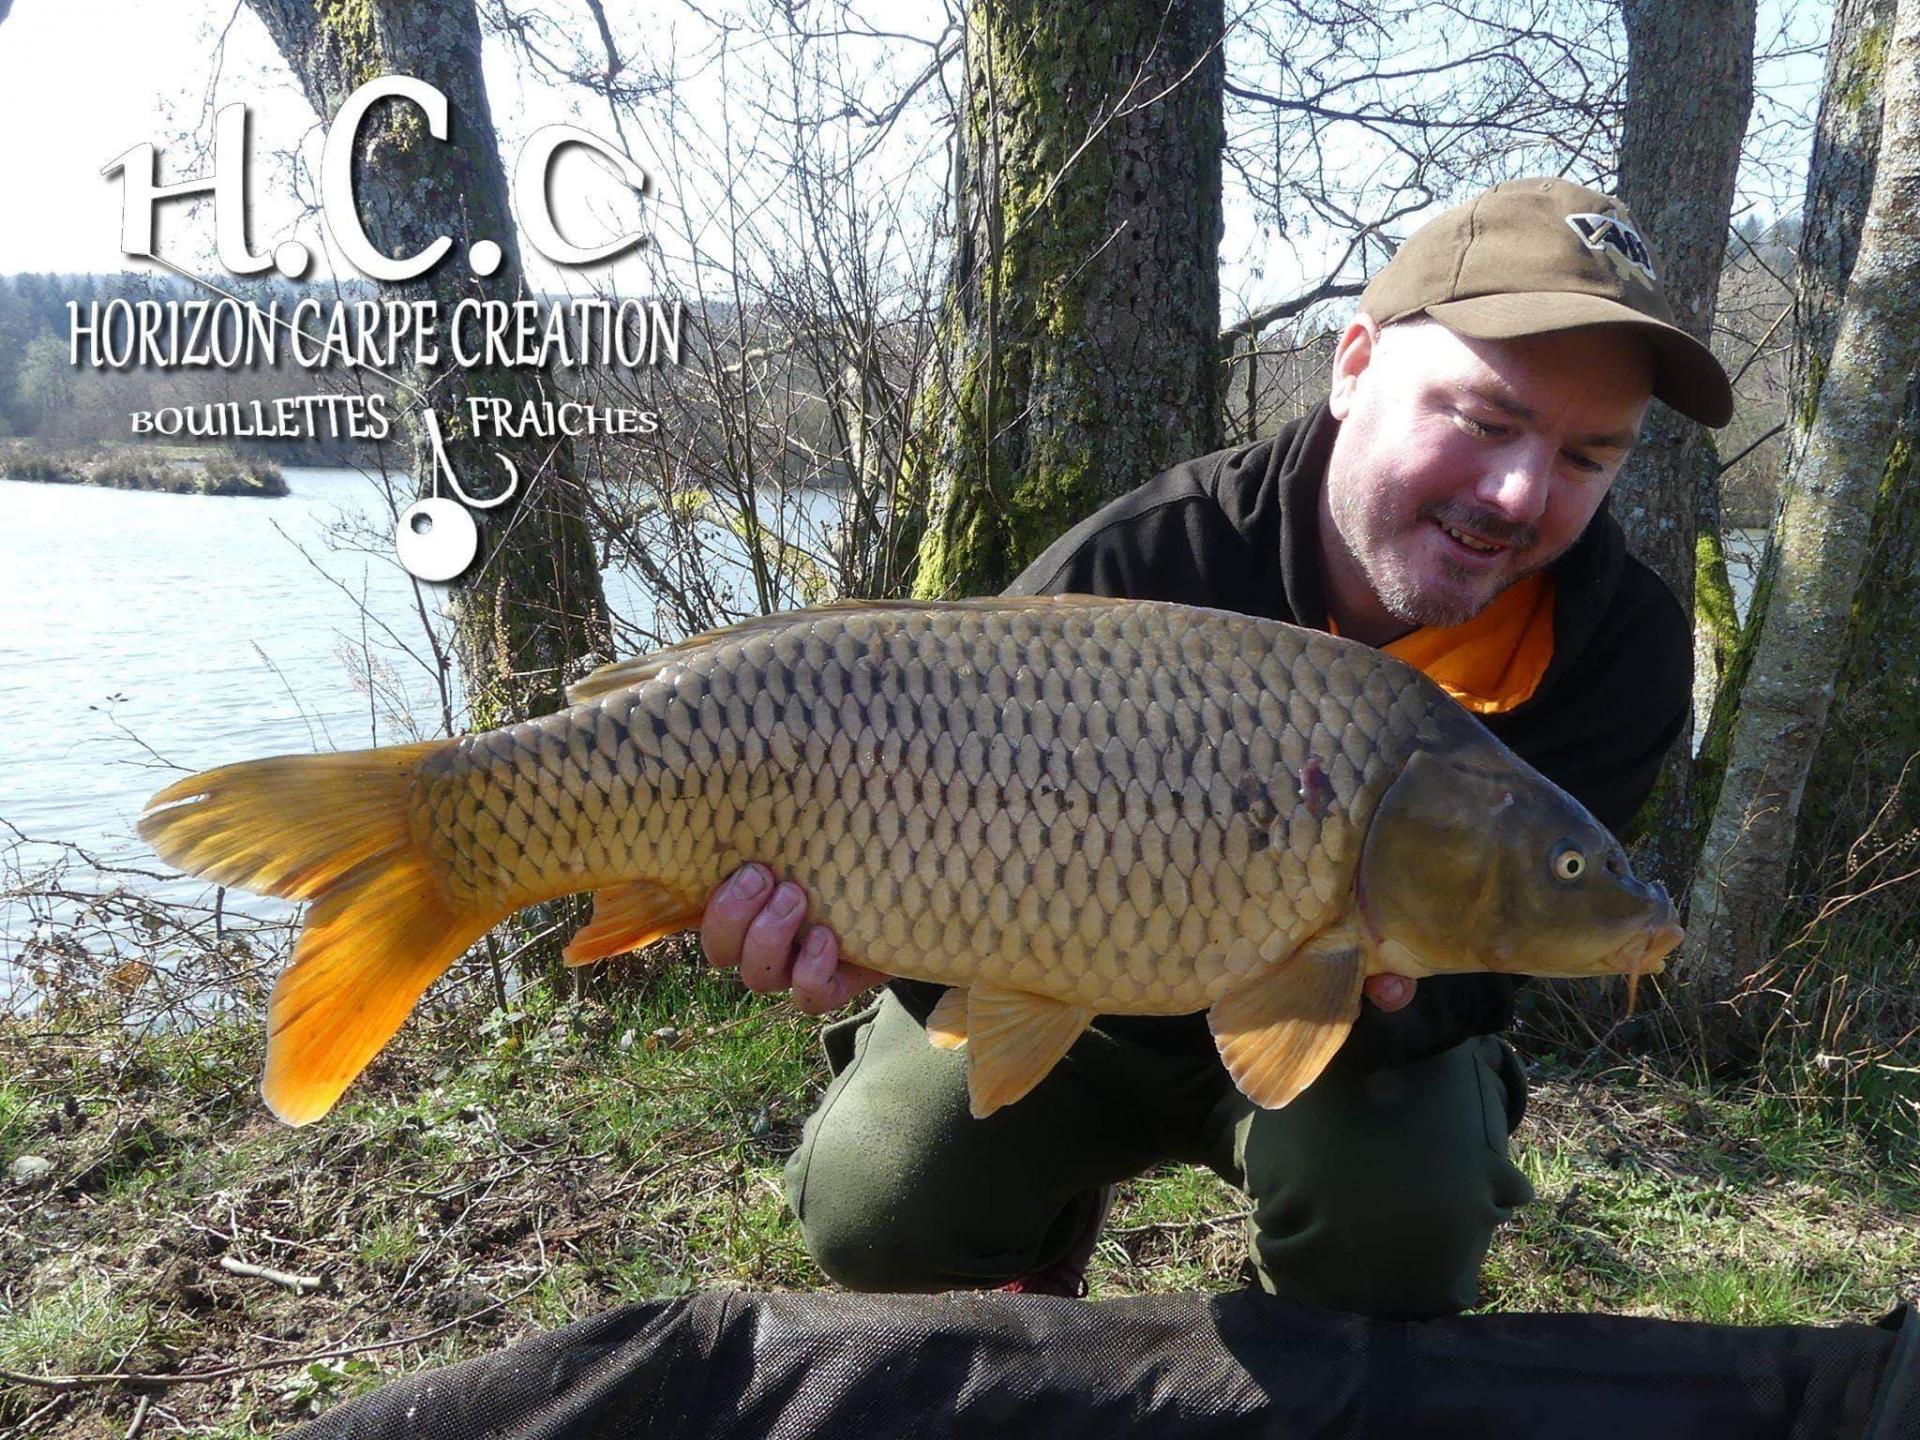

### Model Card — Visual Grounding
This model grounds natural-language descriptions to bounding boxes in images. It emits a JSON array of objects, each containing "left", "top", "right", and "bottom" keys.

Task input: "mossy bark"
[
  {"left": 1694, "top": 449, "right": 1740, "bottom": 666},
  {"left": 1691, "top": 435, "right": 1740, "bottom": 786},
  {"left": 244, "top": 0, "right": 612, "bottom": 732},
  {"left": 1609, "top": 0, "right": 1754, "bottom": 896},
  {"left": 1796, "top": 420, "right": 1920, "bottom": 912},
  {"left": 910, "top": 0, "right": 1225, "bottom": 599},
  {"left": 1683, "top": 0, "right": 1920, "bottom": 1055},
  {"left": 1692, "top": 527, "right": 1739, "bottom": 713}
]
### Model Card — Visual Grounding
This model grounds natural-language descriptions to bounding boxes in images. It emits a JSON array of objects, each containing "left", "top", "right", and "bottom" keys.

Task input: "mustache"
[{"left": 1421, "top": 502, "right": 1537, "bottom": 551}]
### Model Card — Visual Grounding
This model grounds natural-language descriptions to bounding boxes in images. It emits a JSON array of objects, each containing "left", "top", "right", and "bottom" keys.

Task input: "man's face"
[{"left": 1320, "top": 316, "right": 1653, "bottom": 638}]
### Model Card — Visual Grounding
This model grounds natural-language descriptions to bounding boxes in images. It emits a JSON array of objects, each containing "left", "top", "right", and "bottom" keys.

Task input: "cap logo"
[{"left": 1565, "top": 213, "right": 1656, "bottom": 282}]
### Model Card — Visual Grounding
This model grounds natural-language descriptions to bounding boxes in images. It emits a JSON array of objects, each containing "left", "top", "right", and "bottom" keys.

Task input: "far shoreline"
[{"left": 0, "top": 441, "right": 289, "bottom": 498}]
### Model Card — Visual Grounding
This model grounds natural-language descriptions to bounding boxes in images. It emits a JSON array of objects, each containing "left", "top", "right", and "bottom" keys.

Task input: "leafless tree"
[
  {"left": 1685, "top": 0, "right": 1920, "bottom": 1055},
  {"left": 1605, "top": 0, "right": 1755, "bottom": 891},
  {"left": 242, "top": 0, "right": 614, "bottom": 733}
]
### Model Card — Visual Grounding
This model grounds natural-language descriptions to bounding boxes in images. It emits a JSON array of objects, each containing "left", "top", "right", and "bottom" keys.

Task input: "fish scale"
[{"left": 413, "top": 598, "right": 1437, "bottom": 1016}]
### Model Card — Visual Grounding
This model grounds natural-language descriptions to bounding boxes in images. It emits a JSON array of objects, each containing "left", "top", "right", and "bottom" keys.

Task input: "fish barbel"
[{"left": 138, "top": 596, "right": 1682, "bottom": 1125}]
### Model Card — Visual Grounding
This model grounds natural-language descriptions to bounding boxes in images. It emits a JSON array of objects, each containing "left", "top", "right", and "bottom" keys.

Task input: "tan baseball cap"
[{"left": 1359, "top": 177, "right": 1734, "bottom": 427}]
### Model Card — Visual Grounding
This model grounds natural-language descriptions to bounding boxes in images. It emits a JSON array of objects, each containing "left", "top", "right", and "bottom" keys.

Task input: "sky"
[
  {"left": 0, "top": 0, "right": 1829, "bottom": 314},
  {"left": 0, "top": 4, "right": 305, "bottom": 277},
  {"left": 0, "top": 0, "right": 679, "bottom": 295}
]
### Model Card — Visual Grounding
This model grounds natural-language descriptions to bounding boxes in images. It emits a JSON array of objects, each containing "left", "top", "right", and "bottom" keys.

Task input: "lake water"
[
  {"left": 0, "top": 469, "right": 1767, "bottom": 982},
  {"left": 1721, "top": 528, "right": 1768, "bottom": 614},
  {"left": 0, "top": 467, "right": 842, "bottom": 981}
]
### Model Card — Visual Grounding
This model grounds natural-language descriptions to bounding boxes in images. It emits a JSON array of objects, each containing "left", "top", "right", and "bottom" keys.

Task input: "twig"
[
  {"left": 1220, "top": 279, "right": 1366, "bottom": 344},
  {"left": 1717, "top": 421, "right": 1786, "bottom": 477},
  {"left": 123, "top": 1393, "right": 150, "bottom": 1440},
  {"left": 1727, "top": 301, "right": 1793, "bottom": 388},
  {"left": 1107, "top": 1210, "right": 1251, "bottom": 1237},
  {"left": 1, "top": 1398, "right": 65, "bottom": 1437},
  {"left": 217, "top": 1255, "right": 323, "bottom": 1294}
]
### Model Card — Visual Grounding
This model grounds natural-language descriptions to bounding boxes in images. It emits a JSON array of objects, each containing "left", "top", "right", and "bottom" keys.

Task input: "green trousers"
[{"left": 784, "top": 990, "right": 1534, "bottom": 1320}]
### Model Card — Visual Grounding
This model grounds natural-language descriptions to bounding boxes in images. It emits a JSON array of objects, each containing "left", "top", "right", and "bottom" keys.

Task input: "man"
[{"left": 700, "top": 178, "right": 1733, "bottom": 1318}]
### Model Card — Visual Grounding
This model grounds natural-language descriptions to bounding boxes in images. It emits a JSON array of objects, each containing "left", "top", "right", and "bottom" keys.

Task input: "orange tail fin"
[{"left": 138, "top": 741, "right": 498, "bottom": 1126}]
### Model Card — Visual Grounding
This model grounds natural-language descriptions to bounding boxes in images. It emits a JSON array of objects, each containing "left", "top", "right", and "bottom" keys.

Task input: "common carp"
[{"left": 138, "top": 595, "right": 1681, "bottom": 1126}]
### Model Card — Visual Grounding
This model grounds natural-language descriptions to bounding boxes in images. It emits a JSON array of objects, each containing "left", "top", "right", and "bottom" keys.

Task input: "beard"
[{"left": 1328, "top": 480, "right": 1547, "bottom": 630}]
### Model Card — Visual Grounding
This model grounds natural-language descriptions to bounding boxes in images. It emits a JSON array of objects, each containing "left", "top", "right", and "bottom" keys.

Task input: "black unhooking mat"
[{"left": 294, "top": 1289, "right": 1920, "bottom": 1440}]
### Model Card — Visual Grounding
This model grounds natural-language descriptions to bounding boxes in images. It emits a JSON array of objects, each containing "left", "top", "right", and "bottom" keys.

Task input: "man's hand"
[{"left": 699, "top": 865, "right": 886, "bottom": 1015}]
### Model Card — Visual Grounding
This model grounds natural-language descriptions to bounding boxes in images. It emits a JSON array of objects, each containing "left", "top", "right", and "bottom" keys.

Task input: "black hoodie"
[{"left": 893, "top": 403, "right": 1691, "bottom": 1068}]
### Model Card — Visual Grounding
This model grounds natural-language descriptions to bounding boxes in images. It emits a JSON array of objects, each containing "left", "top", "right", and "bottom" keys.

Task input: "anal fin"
[
  {"left": 563, "top": 880, "right": 702, "bottom": 966},
  {"left": 925, "top": 986, "right": 970, "bottom": 1050},
  {"left": 964, "top": 985, "right": 1093, "bottom": 1119},
  {"left": 1208, "top": 933, "right": 1366, "bottom": 1109}
]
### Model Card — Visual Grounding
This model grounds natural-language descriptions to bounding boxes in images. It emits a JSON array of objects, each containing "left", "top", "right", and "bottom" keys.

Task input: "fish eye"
[{"left": 1551, "top": 844, "right": 1586, "bottom": 882}]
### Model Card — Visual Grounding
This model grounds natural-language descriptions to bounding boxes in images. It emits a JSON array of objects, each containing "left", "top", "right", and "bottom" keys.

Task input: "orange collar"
[{"left": 1330, "top": 574, "right": 1556, "bottom": 715}]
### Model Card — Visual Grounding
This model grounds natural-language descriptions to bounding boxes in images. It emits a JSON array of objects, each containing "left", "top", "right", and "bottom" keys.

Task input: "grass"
[
  {"left": 1097, "top": 1165, "right": 1250, "bottom": 1293},
  {"left": 355, "top": 1219, "right": 422, "bottom": 1274},
  {"left": 0, "top": 1081, "right": 31, "bottom": 1170},
  {"left": 1479, "top": 1069, "right": 1918, "bottom": 1322},
  {"left": 0, "top": 1273, "right": 154, "bottom": 1381},
  {"left": 1, "top": 932, "right": 1915, "bottom": 1437}
]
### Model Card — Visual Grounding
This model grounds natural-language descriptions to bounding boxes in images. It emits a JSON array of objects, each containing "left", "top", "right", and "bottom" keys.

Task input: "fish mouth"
[
  {"left": 1593, "top": 923, "right": 1677, "bottom": 976},
  {"left": 1640, "top": 921, "right": 1684, "bottom": 970}
]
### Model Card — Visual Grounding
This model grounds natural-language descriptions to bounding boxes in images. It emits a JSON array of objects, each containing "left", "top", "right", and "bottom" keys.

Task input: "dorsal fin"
[{"left": 564, "top": 594, "right": 1138, "bottom": 705}]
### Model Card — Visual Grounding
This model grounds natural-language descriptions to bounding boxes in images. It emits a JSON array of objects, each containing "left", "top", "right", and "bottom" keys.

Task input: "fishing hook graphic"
[{"left": 419, "top": 408, "right": 518, "bottom": 510}]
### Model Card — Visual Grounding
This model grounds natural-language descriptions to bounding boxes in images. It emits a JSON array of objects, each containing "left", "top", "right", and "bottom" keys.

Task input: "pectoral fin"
[
  {"left": 562, "top": 880, "right": 703, "bottom": 966},
  {"left": 925, "top": 986, "right": 970, "bottom": 1050},
  {"left": 963, "top": 985, "right": 1093, "bottom": 1119},
  {"left": 1207, "top": 937, "right": 1367, "bottom": 1109}
]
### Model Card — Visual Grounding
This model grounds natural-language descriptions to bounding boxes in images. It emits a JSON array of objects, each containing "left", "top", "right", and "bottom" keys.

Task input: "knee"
[
  {"left": 784, "top": 1111, "right": 951, "bottom": 1293},
  {"left": 789, "top": 1196, "right": 891, "bottom": 1292},
  {"left": 791, "top": 1203, "right": 945, "bottom": 1293}
]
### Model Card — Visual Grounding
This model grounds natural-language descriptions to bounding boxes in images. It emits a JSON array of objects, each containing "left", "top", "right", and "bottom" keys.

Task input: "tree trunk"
[
  {"left": 1682, "top": 0, "right": 1920, "bottom": 1050},
  {"left": 1608, "top": 0, "right": 1754, "bottom": 891},
  {"left": 243, "top": 0, "right": 612, "bottom": 731},
  {"left": 1695, "top": 0, "right": 1894, "bottom": 838},
  {"left": 1748, "top": 0, "right": 1917, "bottom": 919},
  {"left": 1797, "top": 391, "right": 1920, "bottom": 907},
  {"left": 1693, "top": 434, "right": 1738, "bottom": 721},
  {"left": 245, "top": 0, "right": 612, "bottom": 989},
  {"left": 911, "top": 0, "right": 1225, "bottom": 599}
]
